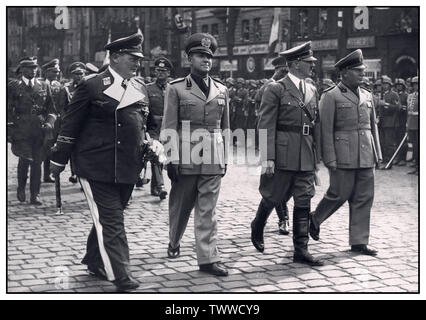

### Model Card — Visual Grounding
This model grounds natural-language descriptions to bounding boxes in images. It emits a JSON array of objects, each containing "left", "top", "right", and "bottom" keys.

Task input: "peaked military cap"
[
  {"left": 86, "top": 63, "right": 99, "bottom": 74},
  {"left": 226, "top": 77, "right": 235, "bottom": 85},
  {"left": 374, "top": 79, "right": 382, "bottom": 86},
  {"left": 105, "top": 33, "right": 144, "bottom": 58},
  {"left": 335, "top": 49, "right": 365, "bottom": 70},
  {"left": 394, "top": 78, "right": 406, "bottom": 87},
  {"left": 271, "top": 56, "right": 287, "bottom": 68},
  {"left": 280, "top": 41, "right": 317, "bottom": 62},
  {"left": 41, "top": 58, "right": 60, "bottom": 72},
  {"left": 154, "top": 57, "right": 173, "bottom": 71},
  {"left": 16, "top": 56, "right": 38, "bottom": 73},
  {"left": 184, "top": 33, "right": 218, "bottom": 57},
  {"left": 68, "top": 62, "right": 86, "bottom": 75},
  {"left": 381, "top": 75, "right": 393, "bottom": 85},
  {"left": 411, "top": 76, "right": 418, "bottom": 83},
  {"left": 236, "top": 77, "right": 245, "bottom": 84}
]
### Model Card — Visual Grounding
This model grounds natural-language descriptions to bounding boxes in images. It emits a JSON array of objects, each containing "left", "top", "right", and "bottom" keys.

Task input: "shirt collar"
[
  {"left": 108, "top": 66, "right": 124, "bottom": 85},
  {"left": 288, "top": 72, "right": 303, "bottom": 88},
  {"left": 22, "top": 76, "right": 35, "bottom": 87}
]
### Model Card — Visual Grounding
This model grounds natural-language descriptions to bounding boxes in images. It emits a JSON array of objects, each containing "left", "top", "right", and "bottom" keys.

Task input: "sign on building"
[
  {"left": 363, "top": 59, "right": 381, "bottom": 79},
  {"left": 347, "top": 36, "right": 375, "bottom": 49},
  {"left": 220, "top": 59, "right": 238, "bottom": 72}
]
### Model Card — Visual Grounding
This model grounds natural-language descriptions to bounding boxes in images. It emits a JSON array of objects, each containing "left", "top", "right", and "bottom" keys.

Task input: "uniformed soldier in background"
[
  {"left": 64, "top": 62, "right": 87, "bottom": 183},
  {"left": 50, "top": 33, "right": 161, "bottom": 291},
  {"left": 8, "top": 57, "right": 57, "bottom": 205},
  {"left": 146, "top": 57, "right": 173, "bottom": 200},
  {"left": 406, "top": 76, "right": 418, "bottom": 175},
  {"left": 394, "top": 78, "right": 408, "bottom": 166},
  {"left": 161, "top": 33, "right": 230, "bottom": 276},
  {"left": 252, "top": 42, "right": 323, "bottom": 266},
  {"left": 234, "top": 77, "right": 248, "bottom": 137},
  {"left": 309, "top": 49, "right": 381, "bottom": 256},
  {"left": 226, "top": 78, "right": 237, "bottom": 132},
  {"left": 41, "top": 58, "right": 68, "bottom": 183},
  {"left": 85, "top": 62, "right": 99, "bottom": 75},
  {"left": 378, "top": 75, "right": 401, "bottom": 168},
  {"left": 254, "top": 56, "right": 291, "bottom": 236}
]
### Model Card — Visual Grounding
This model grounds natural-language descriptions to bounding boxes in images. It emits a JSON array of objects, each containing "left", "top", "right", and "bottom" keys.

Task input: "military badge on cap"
[{"left": 201, "top": 37, "right": 211, "bottom": 48}]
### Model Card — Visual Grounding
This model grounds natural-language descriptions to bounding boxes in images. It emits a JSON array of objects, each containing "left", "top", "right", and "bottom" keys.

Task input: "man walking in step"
[
  {"left": 50, "top": 33, "right": 161, "bottom": 291},
  {"left": 161, "top": 33, "right": 230, "bottom": 276},
  {"left": 309, "top": 49, "right": 381, "bottom": 256},
  {"left": 252, "top": 42, "right": 323, "bottom": 266},
  {"left": 254, "top": 55, "right": 291, "bottom": 236}
]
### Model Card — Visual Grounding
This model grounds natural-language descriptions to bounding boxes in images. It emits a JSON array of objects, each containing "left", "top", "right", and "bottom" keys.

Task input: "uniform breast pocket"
[
  {"left": 280, "top": 95, "right": 294, "bottom": 108},
  {"left": 276, "top": 134, "right": 289, "bottom": 167},
  {"left": 335, "top": 134, "right": 350, "bottom": 164},
  {"left": 336, "top": 103, "right": 355, "bottom": 121},
  {"left": 179, "top": 100, "right": 196, "bottom": 120}
]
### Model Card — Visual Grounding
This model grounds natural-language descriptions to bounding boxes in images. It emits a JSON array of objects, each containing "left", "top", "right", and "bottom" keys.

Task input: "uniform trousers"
[
  {"left": 150, "top": 162, "right": 164, "bottom": 191},
  {"left": 80, "top": 178, "right": 133, "bottom": 282},
  {"left": 379, "top": 127, "right": 397, "bottom": 161},
  {"left": 408, "top": 129, "right": 419, "bottom": 165},
  {"left": 169, "top": 174, "right": 222, "bottom": 265},
  {"left": 312, "top": 168, "right": 374, "bottom": 246}
]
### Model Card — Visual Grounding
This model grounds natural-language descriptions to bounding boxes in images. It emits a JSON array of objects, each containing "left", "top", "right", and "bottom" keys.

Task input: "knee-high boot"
[{"left": 251, "top": 199, "right": 273, "bottom": 252}]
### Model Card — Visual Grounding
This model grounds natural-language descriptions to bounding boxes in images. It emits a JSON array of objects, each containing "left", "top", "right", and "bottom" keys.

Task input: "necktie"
[
  {"left": 299, "top": 80, "right": 305, "bottom": 101},
  {"left": 121, "top": 79, "right": 128, "bottom": 89},
  {"left": 28, "top": 80, "right": 33, "bottom": 89}
]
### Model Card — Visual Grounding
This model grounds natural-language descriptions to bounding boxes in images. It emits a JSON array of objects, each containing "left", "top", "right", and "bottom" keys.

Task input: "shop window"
[
  {"left": 201, "top": 24, "right": 208, "bottom": 33},
  {"left": 242, "top": 19, "right": 250, "bottom": 42},
  {"left": 253, "top": 18, "right": 262, "bottom": 41},
  {"left": 318, "top": 8, "right": 328, "bottom": 34},
  {"left": 211, "top": 23, "right": 219, "bottom": 38}
]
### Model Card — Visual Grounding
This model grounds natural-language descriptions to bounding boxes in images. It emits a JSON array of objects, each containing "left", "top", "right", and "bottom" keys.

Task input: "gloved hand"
[
  {"left": 50, "top": 162, "right": 65, "bottom": 176},
  {"left": 167, "top": 164, "right": 180, "bottom": 182},
  {"left": 262, "top": 160, "right": 275, "bottom": 177},
  {"left": 325, "top": 161, "right": 337, "bottom": 172}
]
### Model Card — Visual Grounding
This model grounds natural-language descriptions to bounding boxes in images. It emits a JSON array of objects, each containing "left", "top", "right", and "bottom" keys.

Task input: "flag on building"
[
  {"left": 268, "top": 8, "right": 281, "bottom": 55},
  {"left": 103, "top": 28, "right": 111, "bottom": 65}
]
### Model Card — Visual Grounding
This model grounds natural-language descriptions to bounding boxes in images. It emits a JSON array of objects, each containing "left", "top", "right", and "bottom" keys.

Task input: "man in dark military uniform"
[
  {"left": 234, "top": 77, "right": 249, "bottom": 135},
  {"left": 309, "top": 49, "right": 381, "bottom": 256},
  {"left": 161, "top": 33, "right": 230, "bottom": 276},
  {"left": 50, "top": 33, "right": 160, "bottom": 291},
  {"left": 41, "top": 59, "right": 68, "bottom": 183},
  {"left": 378, "top": 76, "right": 401, "bottom": 168},
  {"left": 252, "top": 42, "right": 323, "bottom": 266},
  {"left": 406, "top": 76, "right": 418, "bottom": 175},
  {"left": 8, "top": 57, "right": 57, "bottom": 205},
  {"left": 254, "top": 56, "right": 291, "bottom": 236},
  {"left": 86, "top": 62, "right": 99, "bottom": 75},
  {"left": 226, "top": 78, "right": 237, "bottom": 131},
  {"left": 394, "top": 78, "right": 409, "bottom": 166},
  {"left": 145, "top": 57, "right": 173, "bottom": 200}
]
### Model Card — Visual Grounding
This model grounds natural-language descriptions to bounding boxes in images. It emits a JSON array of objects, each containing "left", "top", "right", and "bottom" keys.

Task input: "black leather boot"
[
  {"left": 276, "top": 202, "right": 290, "bottom": 235},
  {"left": 293, "top": 207, "right": 323, "bottom": 266},
  {"left": 251, "top": 199, "right": 273, "bottom": 252}
]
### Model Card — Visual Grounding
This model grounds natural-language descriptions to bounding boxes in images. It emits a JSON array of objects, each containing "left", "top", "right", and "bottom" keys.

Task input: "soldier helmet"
[
  {"left": 374, "top": 79, "right": 382, "bottom": 86},
  {"left": 249, "top": 80, "right": 258, "bottom": 88},
  {"left": 105, "top": 33, "right": 144, "bottom": 58},
  {"left": 381, "top": 75, "right": 393, "bottom": 85},
  {"left": 184, "top": 33, "right": 218, "bottom": 58},
  {"left": 411, "top": 76, "right": 418, "bottom": 84},
  {"left": 395, "top": 78, "right": 406, "bottom": 87},
  {"left": 226, "top": 77, "right": 236, "bottom": 85},
  {"left": 154, "top": 57, "right": 173, "bottom": 71},
  {"left": 236, "top": 77, "right": 245, "bottom": 84}
]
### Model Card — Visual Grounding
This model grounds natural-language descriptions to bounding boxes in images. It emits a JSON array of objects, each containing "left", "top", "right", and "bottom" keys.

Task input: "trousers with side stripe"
[{"left": 79, "top": 178, "right": 133, "bottom": 282}]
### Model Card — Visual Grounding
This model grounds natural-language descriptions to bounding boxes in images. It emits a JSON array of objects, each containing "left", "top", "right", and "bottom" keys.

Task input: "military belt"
[
  {"left": 182, "top": 122, "right": 221, "bottom": 132},
  {"left": 277, "top": 124, "right": 313, "bottom": 136}
]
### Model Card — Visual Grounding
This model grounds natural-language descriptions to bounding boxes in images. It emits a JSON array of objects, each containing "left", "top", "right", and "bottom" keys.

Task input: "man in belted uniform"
[
  {"left": 234, "top": 77, "right": 248, "bottom": 134},
  {"left": 226, "top": 78, "right": 237, "bottom": 131},
  {"left": 146, "top": 57, "right": 173, "bottom": 199},
  {"left": 161, "top": 33, "right": 230, "bottom": 276},
  {"left": 50, "top": 33, "right": 161, "bottom": 291},
  {"left": 309, "top": 49, "right": 381, "bottom": 256},
  {"left": 252, "top": 42, "right": 323, "bottom": 266},
  {"left": 378, "top": 75, "right": 401, "bottom": 168},
  {"left": 394, "top": 78, "right": 409, "bottom": 166},
  {"left": 406, "top": 76, "right": 418, "bottom": 175},
  {"left": 254, "top": 55, "right": 291, "bottom": 236},
  {"left": 8, "top": 57, "right": 57, "bottom": 205},
  {"left": 63, "top": 62, "right": 87, "bottom": 183},
  {"left": 41, "top": 58, "right": 68, "bottom": 183}
]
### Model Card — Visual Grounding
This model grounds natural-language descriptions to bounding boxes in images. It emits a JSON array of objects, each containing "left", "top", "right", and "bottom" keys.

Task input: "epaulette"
[
  {"left": 323, "top": 85, "right": 336, "bottom": 93},
  {"left": 133, "top": 76, "right": 147, "bottom": 86},
  {"left": 170, "top": 77, "right": 185, "bottom": 85},
  {"left": 212, "top": 78, "right": 225, "bottom": 86},
  {"left": 337, "top": 83, "right": 347, "bottom": 93}
]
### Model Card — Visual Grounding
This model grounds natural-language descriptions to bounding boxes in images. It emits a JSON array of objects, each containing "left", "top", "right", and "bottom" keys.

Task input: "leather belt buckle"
[{"left": 302, "top": 123, "right": 310, "bottom": 136}]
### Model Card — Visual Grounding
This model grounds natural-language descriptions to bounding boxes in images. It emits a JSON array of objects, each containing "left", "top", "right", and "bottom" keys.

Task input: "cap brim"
[
  {"left": 155, "top": 67, "right": 169, "bottom": 71},
  {"left": 188, "top": 48, "right": 213, "bottom": 57},
  {"left": 302, "top": 56, "right": 317, "bottom": 62},
  {"left": 351, "top": 64, "right": 366, "bottom": 70},
  {"left": 128, "top": 52, "right": 144, "bottom": 58}
]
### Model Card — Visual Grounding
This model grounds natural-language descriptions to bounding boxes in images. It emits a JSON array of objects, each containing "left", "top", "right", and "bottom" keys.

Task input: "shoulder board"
[
  {"left": 212, "top": 78, "right": 225, "bottom": 86},
  {"left": 323, "top": 85, "right": 336, "bottom": 93},
  {"left": 170, "top": 77, "right": 185, "bottom": 85},
  {"left": 337, "top": 83, "right": 347, "bottom": 93},
  {"left": 82, "top": 74, "right": 97, "bottom": 81}
]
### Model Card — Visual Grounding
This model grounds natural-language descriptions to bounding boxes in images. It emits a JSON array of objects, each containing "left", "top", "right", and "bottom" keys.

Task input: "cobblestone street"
[{"left": 7, "top": 143, "right": 419, "bottom": 293}]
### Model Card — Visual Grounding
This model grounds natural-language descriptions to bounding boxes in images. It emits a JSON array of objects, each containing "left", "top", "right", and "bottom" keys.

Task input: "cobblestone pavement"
[{"left": 7, "top": 143, "right": 419, "bottom": 293}]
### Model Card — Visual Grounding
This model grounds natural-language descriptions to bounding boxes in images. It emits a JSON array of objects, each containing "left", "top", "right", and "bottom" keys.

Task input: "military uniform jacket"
[
  {"left": 7, "top": 78, "right": 56, "bottom": 151},
  {"left": 320, "top": 82, "right": 380, "bottom": 169},
  {"left": 379, "top": 90, "right": 401, "bottom": 128},
  {"left": 161, "top": 75, "right": 230, "bottom": 175},
  {"left": 50, "top": 69, "right": 154, "bottom": 184},
  {"left": 407, "top": 91, "right": 418, "bottom": 130},
  {"left": 147, "top": 81, "right": 167, "bottom": 139},
  {"left": 397, "top": 91, "right": 408, "bottom": 127},
  {"left": 258, "top": 75, "right": 320, "bottom": 171}
]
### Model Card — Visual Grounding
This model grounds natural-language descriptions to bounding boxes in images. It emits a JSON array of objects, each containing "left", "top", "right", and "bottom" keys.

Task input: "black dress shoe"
[
  {"left": 151, "top": 188, "right": 160, "bottom": 196},
  {"left": 87, "top": 265, "right": 107, "bottom": 280},
  {"left": 44, "top": 176, "right": 55, "bottom": 183},
  {"left": 351, "top": 245, "right": 378, "bottom": 256},
  {"left": 158, "top": 186, "right": 168, "bottom": 200},
  {"left": 199, "top": 263, "right": 228, "bottom": 276},
  {"left": 114, "top": 277, "right": 139, "bottom": 292},
  {"left": 309, "top": 212, "right": 320, "bottom": 241},
  {"left": 278, "top": 219, "right": 289, "bottom": 235},
  {"left": 17, "top": 188, "right": 26, "bottom": 203},
  {"left": 30, "top": 195, "right": 42, "bottom": 205},
  {"left": 167, "top": 243, "right": 180, "bottom": 259},
  {"left": 250, "top": 220, "right": 264, "bottom": 252},
  {"left": 293, "top": 251, "right": 324, "bottom": 266}
]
